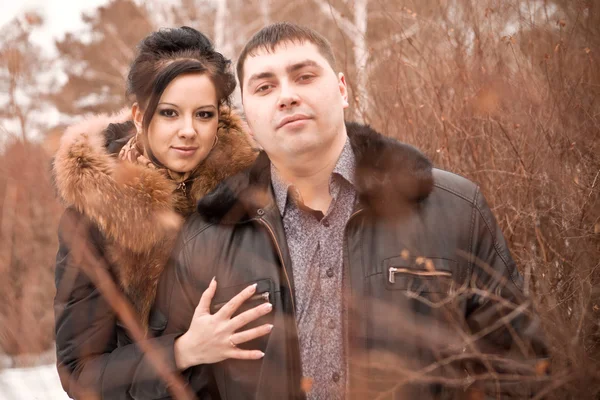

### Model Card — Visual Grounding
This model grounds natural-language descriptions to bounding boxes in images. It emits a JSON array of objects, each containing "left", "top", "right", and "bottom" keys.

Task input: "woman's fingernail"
[
  {"left": 268, "top": 324, "right": 274, "bottom": 331},
  {"left": 248, "top": 283, "right": 257, "bottom": 291},
  {"left": 211, "top": 276, "right": 216, "bottom": 283},
  {"left": 260, "top": 351, "right": 265, "bottom": 358},
  {"left": 263, "top": 303, "right": 273, "bottom": 311}
]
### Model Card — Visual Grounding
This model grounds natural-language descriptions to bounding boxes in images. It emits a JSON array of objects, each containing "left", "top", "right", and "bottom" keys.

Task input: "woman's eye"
[
  {"left": 197, "top": 111, "right": 215, "bottom": 119},
  {"left": 159, "top": 109, "right": 177, "bottom": 117}
]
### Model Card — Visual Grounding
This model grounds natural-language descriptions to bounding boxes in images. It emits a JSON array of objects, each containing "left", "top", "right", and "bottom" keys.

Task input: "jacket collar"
[
  {"left": 197, "top": 121, "right": 434, "bottom": 223},
  {"left": 53, "top": 107, "right": 257, "bottom": 252}
]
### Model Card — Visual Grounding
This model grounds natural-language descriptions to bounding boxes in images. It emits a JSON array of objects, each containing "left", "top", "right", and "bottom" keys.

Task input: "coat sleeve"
[
  {"left": 54, "top": 208, "right": 182, "bottom": 400},
  {"left": 128, "top": 218, "right": 219, "bottom": 400},
  {"left": 463, "top": 188, "right": 549, "bottom": 397}
]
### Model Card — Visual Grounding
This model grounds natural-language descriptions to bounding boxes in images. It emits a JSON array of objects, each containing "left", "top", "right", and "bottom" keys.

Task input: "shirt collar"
[{"left": 271, "top": 137, "right": 356, "bottom": 216}]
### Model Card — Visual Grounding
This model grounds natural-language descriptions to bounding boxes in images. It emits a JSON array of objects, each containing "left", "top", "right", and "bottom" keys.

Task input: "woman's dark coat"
[{"left": 53, "top": 108, "right": 256, "bottom": 399}]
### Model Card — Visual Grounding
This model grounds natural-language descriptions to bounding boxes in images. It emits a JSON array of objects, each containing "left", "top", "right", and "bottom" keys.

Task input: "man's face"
[{"left": 241, "top": 41, "right": 349, "bottom": 163}]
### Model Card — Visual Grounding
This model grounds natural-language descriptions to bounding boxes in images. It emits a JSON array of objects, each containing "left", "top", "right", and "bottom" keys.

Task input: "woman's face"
[{"left": 136, "top": 73, "right": 219, "bottom": 173}]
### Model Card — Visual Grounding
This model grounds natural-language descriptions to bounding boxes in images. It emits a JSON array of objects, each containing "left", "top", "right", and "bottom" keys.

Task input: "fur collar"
[
  {"left": 197, "top": 121, "right": 434, "bottom": 223},
  {"left": 53, "top": 108, "right": 257, "bottom": 328}
]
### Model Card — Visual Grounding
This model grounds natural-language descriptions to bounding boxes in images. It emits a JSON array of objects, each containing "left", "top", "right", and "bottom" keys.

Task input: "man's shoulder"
[
  {"left": 430, "top": 168, "right": 480, "bottom": 206},
  {"left": 177, "top": 165, "right": 257, "bottom": 246}
]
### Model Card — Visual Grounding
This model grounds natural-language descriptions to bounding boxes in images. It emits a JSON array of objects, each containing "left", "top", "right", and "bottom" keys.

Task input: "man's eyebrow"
[
  {"left": 246, "top": 60, "right": 323, "bottom": 88},
  {"left": 246, "top": 72, "right": 276, "bottom": 88},
  {"left": 286, "top": 60, "right": 322, "bottom": 74}
]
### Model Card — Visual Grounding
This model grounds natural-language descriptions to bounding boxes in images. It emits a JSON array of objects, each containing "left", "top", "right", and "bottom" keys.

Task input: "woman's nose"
[{"left": 178, "top": 119, "right": 197, "bottom": 139}]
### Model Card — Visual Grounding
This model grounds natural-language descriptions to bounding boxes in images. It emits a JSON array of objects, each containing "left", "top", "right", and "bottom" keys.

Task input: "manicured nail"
[
  {"left": 268, "top": 324, "right": 274, "bottom": 331},
  {"left": 260, "top": 351, "right": 265, "bottom": 358},
  {"left": 211, "top": 276, "right": 216, "bottom": 283},
  {"left": 263, "top": 303, "right": 273, "bottom": 311},
  {"left": 248, "top": 283, "right": 258, "bottom": 292}
]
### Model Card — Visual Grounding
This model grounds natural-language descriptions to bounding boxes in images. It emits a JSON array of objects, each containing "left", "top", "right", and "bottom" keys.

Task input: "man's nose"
[{"left": 278, "top": 83, "right": 300, "bottom": 110}]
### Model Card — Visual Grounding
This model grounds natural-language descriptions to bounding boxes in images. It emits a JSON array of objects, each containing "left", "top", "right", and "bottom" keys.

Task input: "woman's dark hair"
[{"left": 126, "top": 26, "right": 236, "bottom": 132}]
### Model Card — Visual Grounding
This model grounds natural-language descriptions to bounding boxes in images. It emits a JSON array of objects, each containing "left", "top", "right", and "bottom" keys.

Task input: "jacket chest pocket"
[
  {"left": 211, "top": 278, "right": 273, "bottom": 313},
  {"left": 383, "top": 256, "right": 457, "bottom": 296},
  {"left": 210, "top": 279, "right": 275, "bottom": 346}
]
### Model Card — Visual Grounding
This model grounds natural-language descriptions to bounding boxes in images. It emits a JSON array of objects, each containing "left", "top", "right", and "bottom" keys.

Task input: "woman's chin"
[{"left": 167, "top": 159, "right": 203, "bottom": 174}]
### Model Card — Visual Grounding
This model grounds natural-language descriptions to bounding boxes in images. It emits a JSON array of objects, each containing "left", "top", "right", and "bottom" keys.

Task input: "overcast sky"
[
  {"left": 0, "top": 0, "right": 109, "bottom": 55},
  {"left": 0, "top": 0, "right": 112, "bottom": 143}
]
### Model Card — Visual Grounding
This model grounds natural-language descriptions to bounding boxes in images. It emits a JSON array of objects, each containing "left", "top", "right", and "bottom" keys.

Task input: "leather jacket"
[{"left": 143, "top": 122, "right": 547, "bottom": 400}]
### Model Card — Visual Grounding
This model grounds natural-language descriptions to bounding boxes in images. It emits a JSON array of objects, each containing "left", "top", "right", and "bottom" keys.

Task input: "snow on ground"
[{"left": 0, "top": 364, "right": 70, "bottom": 400}]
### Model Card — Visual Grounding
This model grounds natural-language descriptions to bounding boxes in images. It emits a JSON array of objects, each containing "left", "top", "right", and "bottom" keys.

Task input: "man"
[{"left": 142, "top": 23, "right": 546, "bottom": 399}]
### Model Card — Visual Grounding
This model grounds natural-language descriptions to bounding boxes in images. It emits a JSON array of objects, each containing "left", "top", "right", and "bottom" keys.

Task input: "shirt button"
[
  {"left": 332, "top": 372, "right": 340, "bottom": 383},
  {"left": 327, "top": 320, "right": 335, "bottom": 330},
  {"left": 326, "top": 268, "right": 334, "bottom": 278},
  {"left": 323, "top": 220, "right": 330, "bottom": 227}
]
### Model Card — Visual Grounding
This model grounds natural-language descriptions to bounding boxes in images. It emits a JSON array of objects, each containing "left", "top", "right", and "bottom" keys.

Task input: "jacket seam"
[
  {"left": 468, "top": 188, "right": 477, "bottom": 288},
  {"left": 473, "top": 190, "right": 520, "bottom": 288},
  {"left": 98, "top": 348, "right": 119, "bottom": 400},
  {"left": 180, "top": 241, "right": 202, "bottom": 308},
  {"left": 182, "top": 222, "right": 216, "bottom": 246},
  {"left": 434, "top": 182, "right": 476, "bottom": 204}
]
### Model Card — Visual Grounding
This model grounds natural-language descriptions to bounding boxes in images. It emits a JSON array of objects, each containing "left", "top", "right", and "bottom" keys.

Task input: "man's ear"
[
  {"left": 240, "top": 117, "right": 254, "bottom": 139},
  {"left": 131, "top": 103, "right": 143, "bottom": 133},
  {"left": 338, "top": 73, "right": 349, "bottom": 109}
]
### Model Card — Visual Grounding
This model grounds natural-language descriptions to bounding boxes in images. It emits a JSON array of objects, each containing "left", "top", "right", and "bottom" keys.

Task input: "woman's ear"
[{"left": 131, "top": 103, "right": 143, "bottom": 133}]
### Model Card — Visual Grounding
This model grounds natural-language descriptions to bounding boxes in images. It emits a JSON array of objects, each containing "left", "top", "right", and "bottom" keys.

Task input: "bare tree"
[
  {"left": 311, "top": 0, "right": 370, "bottom": 121},
  {"left": 0, "top": 13, "right": 54, "bottom": 143},
  {"left": 51, "top": 0, "right": 153, "bottom": 116},
  {"left": 260, "top": 0, "right": 271, "bottom": 25},
  {"left": 214, "top": 0, "right": 234, "bottom": 57}
]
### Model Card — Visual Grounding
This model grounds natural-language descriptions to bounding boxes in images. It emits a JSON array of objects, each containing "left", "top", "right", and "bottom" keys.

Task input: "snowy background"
[
  {"left": 0, "top": 1, "right": 106, "bottom": 398},
  {"left": 0, "top": 365, "right": 69, "bottom": 400}
]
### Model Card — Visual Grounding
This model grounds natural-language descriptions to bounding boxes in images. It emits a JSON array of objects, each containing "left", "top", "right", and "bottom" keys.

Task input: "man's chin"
[{"left": 282, "top": 138, "right": 322, "bottom": 158}]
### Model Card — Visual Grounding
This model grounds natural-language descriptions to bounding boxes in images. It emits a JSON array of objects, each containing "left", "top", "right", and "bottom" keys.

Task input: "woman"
[{"left": 53, "top": 27, "right": 269, "bottom": 399}]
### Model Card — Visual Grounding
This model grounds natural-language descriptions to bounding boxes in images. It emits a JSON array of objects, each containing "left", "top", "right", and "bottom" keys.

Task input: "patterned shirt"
[{"left": 271, "top": 138, "right": 357, "bottom": 400}]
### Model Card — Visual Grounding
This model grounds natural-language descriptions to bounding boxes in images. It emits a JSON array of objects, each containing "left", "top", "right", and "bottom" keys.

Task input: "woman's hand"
[{"left": 174, "top": 278, "right": 273, "bottom": 370}]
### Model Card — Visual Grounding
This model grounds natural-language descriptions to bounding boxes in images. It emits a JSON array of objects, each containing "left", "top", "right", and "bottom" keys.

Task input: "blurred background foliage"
[{"left": 0, "top": 0, "right": 598, "bottom": 397}]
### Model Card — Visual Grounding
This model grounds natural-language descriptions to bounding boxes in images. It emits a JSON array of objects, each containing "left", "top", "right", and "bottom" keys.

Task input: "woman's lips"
[{"left": 171, "top": 146, "right": 198, "bottom": 156}]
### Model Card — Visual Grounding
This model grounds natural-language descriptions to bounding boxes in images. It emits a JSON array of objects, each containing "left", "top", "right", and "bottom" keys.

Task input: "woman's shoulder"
[
  {"left": 53, "top": 109, "right": 181, "bottom": 255},
  {"left": 56, "top": 108, "right": 134, "bottom": 159}
]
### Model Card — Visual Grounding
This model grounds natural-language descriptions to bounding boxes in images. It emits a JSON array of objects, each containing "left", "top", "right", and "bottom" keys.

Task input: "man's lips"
[{"left": 276, "top": 114, "right": 311, "bottom": 129}]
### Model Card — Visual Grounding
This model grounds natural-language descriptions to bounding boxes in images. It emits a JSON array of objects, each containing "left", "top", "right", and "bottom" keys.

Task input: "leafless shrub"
[{"left": 0, "top": 1, "right": 598, "bottom": 399}]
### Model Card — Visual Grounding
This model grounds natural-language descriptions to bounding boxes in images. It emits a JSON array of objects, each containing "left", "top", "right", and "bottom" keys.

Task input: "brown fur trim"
[
  {"left": 189, "top": 108, "right": 258, "bottom": 199},
  {"left": 53, "top": 107, "right": 257, "bottom": 330}
]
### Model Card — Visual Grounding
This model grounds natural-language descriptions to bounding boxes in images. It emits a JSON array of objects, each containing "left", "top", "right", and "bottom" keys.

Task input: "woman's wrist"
[{"left": 174, "top": 333, "right": 193, "bottom": 370}]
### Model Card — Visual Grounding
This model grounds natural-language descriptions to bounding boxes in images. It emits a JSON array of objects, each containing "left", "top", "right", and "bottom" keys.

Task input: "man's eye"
[
  {"left": 298, "top": 74, "right": 314, "bottom": 82},
  {"left": 256, "top": 84, "right": 273, "bottom": 93},
  {"left": 159, "top": 109, "right": 177, "bottom": 117}
]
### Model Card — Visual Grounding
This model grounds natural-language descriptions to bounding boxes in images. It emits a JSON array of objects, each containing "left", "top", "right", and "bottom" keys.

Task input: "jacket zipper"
[
  {"left": 255, "top": 216, "right": 304, "bottom": 398},
  {"left": 388, "top": 267, "right": 452, "bottom": 283},
  {"left": 343, "top": 208, "right": 365, "bottom": 399},
  {"left": 212, "top": 291, "right": 270, "bottom": 312},
  {"left": 256, "top": 218, "right": 297, "bottom": 315},
  {"left": 176, "top": 181, "right": 187, "bottom": 197}
]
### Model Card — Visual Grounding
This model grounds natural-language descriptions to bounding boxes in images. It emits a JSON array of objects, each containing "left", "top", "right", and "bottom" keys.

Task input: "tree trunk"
[
  {"left": 214, "top": 0, "right": 233, "bottom": 57},
  {"left": 352, "top": 0, "right": 369, "bottom": 122},
  {"left": 260, "top": 0, "right": 271, "bottom": 25}
]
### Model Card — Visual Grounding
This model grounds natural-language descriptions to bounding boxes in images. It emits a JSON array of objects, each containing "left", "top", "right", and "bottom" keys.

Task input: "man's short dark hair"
[{"left": 236, "top": 22, "right": 336, "bottom": 92}]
